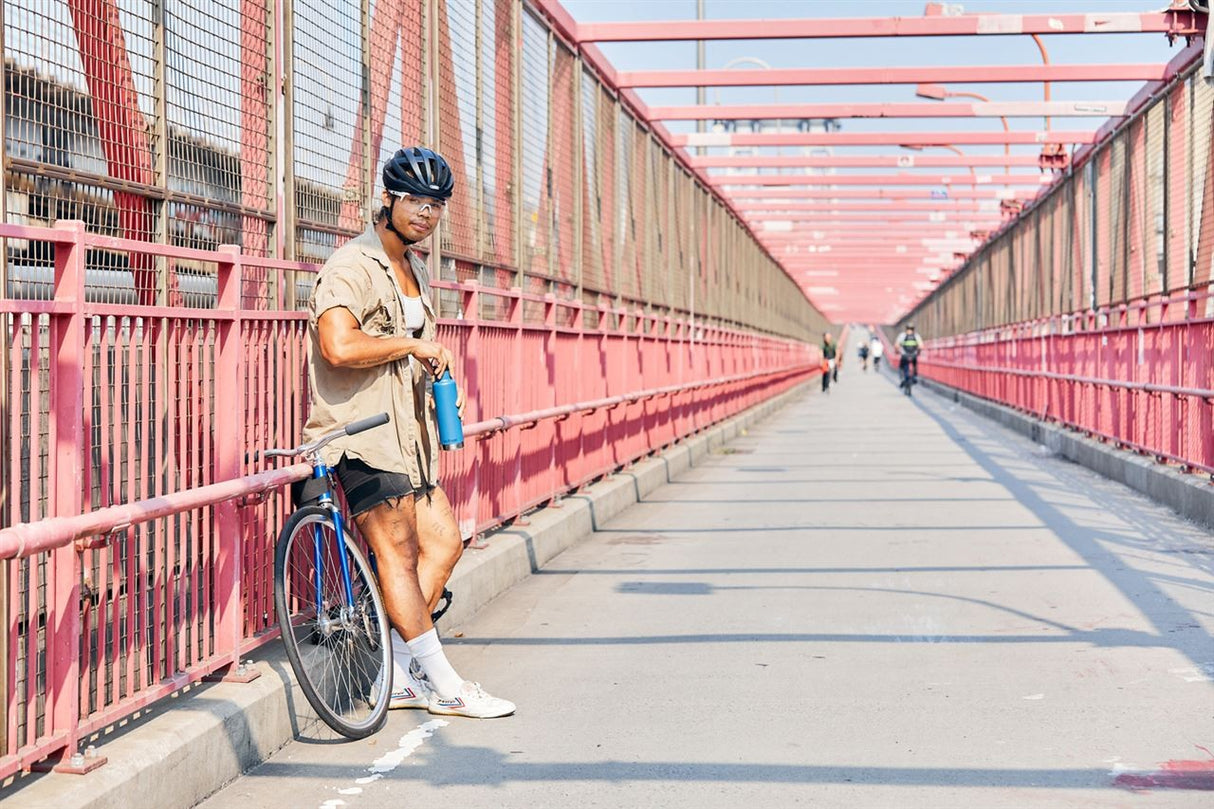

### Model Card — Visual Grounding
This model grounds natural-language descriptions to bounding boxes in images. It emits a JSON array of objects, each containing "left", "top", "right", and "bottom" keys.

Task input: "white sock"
[
  {"left": 390, "top": 629, "right": 414, "bottom": 691},
  {"left": 406, "top": 628, "right": 464, "bottom": 698}
]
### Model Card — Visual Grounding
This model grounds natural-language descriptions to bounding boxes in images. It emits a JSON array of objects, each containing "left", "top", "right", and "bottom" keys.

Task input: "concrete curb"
[
  {"left": 4, "top": 380, "right": 813, "bottom": 809},
  {"left": 918, "top": 377, "right": 1214, "bottom": 529}
]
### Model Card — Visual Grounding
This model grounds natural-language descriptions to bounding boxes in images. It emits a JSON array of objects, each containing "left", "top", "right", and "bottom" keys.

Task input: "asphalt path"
[{"left": 196, "top": 363, "right": 1214, "bottom": 808}]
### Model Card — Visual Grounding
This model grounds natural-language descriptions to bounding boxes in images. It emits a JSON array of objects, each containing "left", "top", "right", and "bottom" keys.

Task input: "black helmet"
[{"left": 383, "top": 147, "right": 454, "bottom": 200}]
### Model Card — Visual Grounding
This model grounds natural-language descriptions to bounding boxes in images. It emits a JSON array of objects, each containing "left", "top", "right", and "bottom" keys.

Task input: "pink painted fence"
[
  {"left": 919, "top": 289, "right": 1214, "bottom": 474},
  {"left": 0, "top": 220, "right": 815, "bottom": 776}
]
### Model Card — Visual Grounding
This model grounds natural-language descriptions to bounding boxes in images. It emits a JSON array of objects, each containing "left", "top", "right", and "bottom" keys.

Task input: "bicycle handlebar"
[
  {"left": 345, "top": 412, "right": 390, "bottom": 436},
  {"left": 262, "top": 412, "right": 391, "bottom": 461}
]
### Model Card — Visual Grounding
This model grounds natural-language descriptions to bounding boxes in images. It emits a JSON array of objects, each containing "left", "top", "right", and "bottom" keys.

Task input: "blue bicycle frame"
[{"left": 311, "top": 462, "right": 357, "bottom": 615}]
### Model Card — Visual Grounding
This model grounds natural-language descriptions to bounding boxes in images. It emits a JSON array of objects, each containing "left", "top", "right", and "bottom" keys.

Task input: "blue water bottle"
[{"left": 433, "top": 370, "right": 464, "bottom": 450}]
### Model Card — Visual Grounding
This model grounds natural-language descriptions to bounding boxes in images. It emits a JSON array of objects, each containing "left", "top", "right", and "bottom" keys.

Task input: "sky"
[
  {"left": 557, "top": 0, "right": 1195, "bottom": 321},
  {"left": 559, "top": 0, "right": 1188, "bottom": 153}
]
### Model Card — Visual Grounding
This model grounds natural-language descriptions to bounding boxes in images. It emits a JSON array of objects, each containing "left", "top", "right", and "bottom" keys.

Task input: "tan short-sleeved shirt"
[{"left": 303, "top": 226, "right": 441, "bottom": 487}]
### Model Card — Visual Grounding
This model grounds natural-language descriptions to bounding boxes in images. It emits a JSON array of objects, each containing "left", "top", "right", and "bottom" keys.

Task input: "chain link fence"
[
  {"left": 4, "top": 0, "right": 826, "bottom": 339},
  {"left": 905, "top": 59, "right": 1212, "bottom": 337}
]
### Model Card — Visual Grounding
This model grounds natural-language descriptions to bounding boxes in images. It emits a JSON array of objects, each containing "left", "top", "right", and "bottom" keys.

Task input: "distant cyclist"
[{"left": 897, "top": 324, "right": 922, "bottom": 393}]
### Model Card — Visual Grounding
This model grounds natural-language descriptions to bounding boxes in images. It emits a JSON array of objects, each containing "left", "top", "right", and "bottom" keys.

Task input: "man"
[
  {"left": 303, "top": 147, "right": 514, "bottom": 719},
  {"left": 821, "top": 333, "right": 837, "bottom": 393},
  {"left": 897, "top": 324, "right": 922, "bottom": 392},
  {"left": 870, "top": 333, "right": 883, "bottom": 370}
]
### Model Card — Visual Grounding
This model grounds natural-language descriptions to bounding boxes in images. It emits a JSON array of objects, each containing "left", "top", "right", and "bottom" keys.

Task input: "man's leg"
[
  {"left": 356, "top": 498, "right": 432, "bottom": 640},
  {"left": 413, "top": 486, "right": 463, "bottom": 614},
  {"left": 354, "top": 498, "right": 448, "bottom": 706},
  {"left": 358, "top": 490, "right": 513, "bottom": 718}
]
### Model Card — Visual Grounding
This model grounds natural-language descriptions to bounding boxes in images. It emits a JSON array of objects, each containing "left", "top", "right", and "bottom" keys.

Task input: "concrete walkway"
[{"left": 194, "top": 364, "right": 1213, "bottom": 808}]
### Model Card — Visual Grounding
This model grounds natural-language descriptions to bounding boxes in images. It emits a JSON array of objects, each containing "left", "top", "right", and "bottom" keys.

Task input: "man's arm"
[{"left": 318, "top": 307, "right": 453, "bottom": 377}]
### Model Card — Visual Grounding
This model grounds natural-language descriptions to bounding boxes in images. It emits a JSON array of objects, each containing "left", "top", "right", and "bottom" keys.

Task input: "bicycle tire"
[{"left": 274, "top": 505, "right": 391, "bottom": 739}]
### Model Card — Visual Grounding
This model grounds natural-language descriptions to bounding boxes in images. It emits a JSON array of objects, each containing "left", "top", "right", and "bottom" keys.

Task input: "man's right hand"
[{"left": 410, "top": 340, "right": 454, "bottom": 378}]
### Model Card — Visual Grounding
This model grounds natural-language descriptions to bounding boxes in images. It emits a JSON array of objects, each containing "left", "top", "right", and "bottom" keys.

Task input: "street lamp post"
[{"left": 915, "top": 83, "right": 1010, "bottom": 174}]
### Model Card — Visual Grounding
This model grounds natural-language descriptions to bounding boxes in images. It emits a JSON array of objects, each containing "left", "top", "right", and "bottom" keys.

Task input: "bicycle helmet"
[{"left": 383, "top": 147, "right": 454, "bottom": 200}]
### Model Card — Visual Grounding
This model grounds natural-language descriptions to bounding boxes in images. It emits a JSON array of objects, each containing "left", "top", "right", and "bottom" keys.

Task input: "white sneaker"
[
  {"left": 386, "top": 660, "right": 430, "bottom": 709},
  {"left": 427, "top": 681, "right": 516, "bottom": 719}
]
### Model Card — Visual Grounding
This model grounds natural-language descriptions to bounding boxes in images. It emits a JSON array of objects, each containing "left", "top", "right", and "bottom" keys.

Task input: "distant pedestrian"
[
  {"left": 858, "top": 341, "right": 869, "bottom": 371},
  {"left": 821, "top": 333, "right": 837, "bottom": 393},
  {"left": 870, "top": 335, "right": 884, "bottom": 370}
]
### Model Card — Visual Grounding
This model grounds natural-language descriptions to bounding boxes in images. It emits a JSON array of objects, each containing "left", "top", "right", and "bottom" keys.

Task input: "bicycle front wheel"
[{"left": 274, "top": 505, "right": 391, "bottom": 739}]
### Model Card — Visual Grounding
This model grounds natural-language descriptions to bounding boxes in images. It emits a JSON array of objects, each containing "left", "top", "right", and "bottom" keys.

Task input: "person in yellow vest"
[{"left": 897, "top": 324, "right": 923, "bottom": 392}]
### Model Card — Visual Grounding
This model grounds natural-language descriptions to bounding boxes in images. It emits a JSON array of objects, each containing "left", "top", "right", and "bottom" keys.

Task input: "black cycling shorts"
[{"left": 334, "top": 455, "right": 431, "bottom": 516}]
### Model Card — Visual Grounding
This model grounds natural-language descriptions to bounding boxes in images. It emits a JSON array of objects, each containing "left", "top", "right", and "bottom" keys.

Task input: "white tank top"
[{"left": 401, "top": 294, "right": 425, "bottom": 334}]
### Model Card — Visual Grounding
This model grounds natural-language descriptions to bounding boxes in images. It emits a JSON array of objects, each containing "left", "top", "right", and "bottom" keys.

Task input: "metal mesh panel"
[
  {"left": 292, "top": 0, "right": 363, "bottom": 252},
  {"left": 1166, "top": 81, "right": 1189, "bottom": 293},
  {"left": 1144, "top": 101, "right": 1167, "bottom": 297},
  {"left": 519, "top": 10, "right": 548, "bottom": 279},
  {"left": 602, "top": 88, "right": 619, "bottom": 297},
  {"left": 580, "top": 70, "right": 603, "bottom": 293},
  {"left": 1191, "top": 75, "right": 1214, "bottom": 295},
  {"left": 6, "top": 0, "right": 163, "bottom": 303},
  {"left": 1110, "top": 131, "right": 1132, "bottom": 305},
  {"left": 377, "top": 1, "right": 424, "bottom": 183},
  {"left": 550, "top": 42, "right": 577, "bottom": 286},
  {"left": 1076, "top": 160, "right": 1093, "bottom": 312},
  {"left": 165, "top": 0, "right": 273, "bottom": 258},
  {"left": 481, "top": 0, "right": 513, "bottom": 269},
  {"left": 1094, "top": 147, "right": 1113, "bottom": 308},
  {"left": 438, "top": 0, "right": 479, "bottom": 260}
]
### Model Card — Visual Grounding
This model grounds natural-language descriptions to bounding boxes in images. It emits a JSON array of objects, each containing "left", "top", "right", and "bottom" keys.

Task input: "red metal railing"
[
  {"left": 919, "top": 289, "right": 1214, "bottom": 475},
  {"left": 0, "top": 220, "right": 815, "bottom": 775}
]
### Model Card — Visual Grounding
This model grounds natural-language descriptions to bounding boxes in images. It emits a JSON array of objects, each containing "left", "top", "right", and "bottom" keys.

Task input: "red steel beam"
[
  {"left": 651, "top": 101, "right": 1126, "bottom": 120},
  {"left": 758, "top": 231, "right": 993, "bottom": 239},
  {"left": 760, "top": 223, "right": 995, "bottom": 231},
  {"left": 734, "top": 202, "right": 1005, "bottom": 212},
  {"left": 674, "top": 130, "right": 1096, "bottom": 147},
  {"left": 689, "top": 155, "right": 1043, "bottom": 169},
  {"left": 754, "top": 224, "right": 997, "bottom": 232},
  {"left": 577, "top": 12, "right": 1202, "bottom": 42},
  {"left": 747, "top": 210, "right": 1003, "bottom": 218},
  {"left": 774, "top": 245, "right": 968, "bottom": 253},
  {"left": 733, "top": 189, "right": 1033, "bottom": 200},
  {"left": 732, "top": 188, "right": 1033, "bottom": 199},
  {"left": 711, "top": 174, "right": 1050, "bottom": 186},
  {"left": 766, "top": 238, "right": 982, "bottom": 245},
  {"left": 776, "top": 250, "right": 974, "bottom": 257},
  {"left": 618, "top": 63, "right": 1167, "bottom": 89},
  {"left": 752, "top": 222, "right": 1003, "bottom": 231}
]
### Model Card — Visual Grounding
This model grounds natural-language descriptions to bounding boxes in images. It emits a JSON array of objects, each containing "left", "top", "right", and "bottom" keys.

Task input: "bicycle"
[
  {"left": 263, "top": 412, "right": 393, "bottom": 739},
  {"left": 899, "top": 356, "right": 918, "bottom": 398}
]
